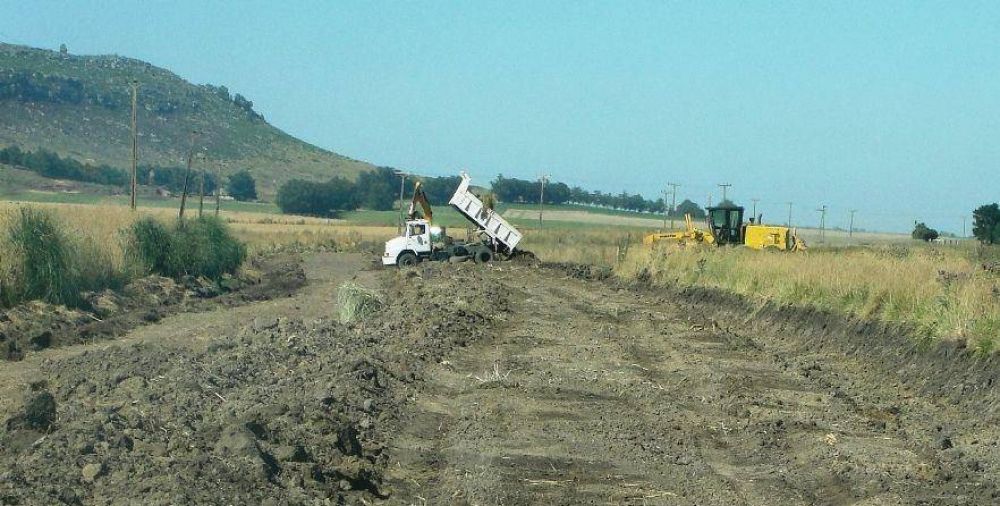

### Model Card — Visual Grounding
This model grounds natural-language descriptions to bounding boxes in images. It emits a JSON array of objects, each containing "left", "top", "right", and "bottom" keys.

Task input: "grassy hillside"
[{"left": 0, "top": 42, "right": 374, "bottom": 196}]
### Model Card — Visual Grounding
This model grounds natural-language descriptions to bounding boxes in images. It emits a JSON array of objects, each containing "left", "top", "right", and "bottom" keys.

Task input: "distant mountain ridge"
[{"left": 0, "top": 42, "right": 374, "bottom": 196}]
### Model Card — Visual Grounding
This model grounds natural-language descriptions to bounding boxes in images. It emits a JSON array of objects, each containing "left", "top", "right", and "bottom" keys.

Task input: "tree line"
[
  {"left": 276, "top": 168, "right": 707, "bottom": 218},
  {"left": 491, "top": 174, "right": 704, "bottom": 216},
  {"left": 0, "top": 145, "right": 258, "bottom": 201}
]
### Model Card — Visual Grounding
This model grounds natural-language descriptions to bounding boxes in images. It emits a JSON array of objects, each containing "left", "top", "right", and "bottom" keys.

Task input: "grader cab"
[{"left": 706, "top": 205, "right": 805, "bottom": 251}]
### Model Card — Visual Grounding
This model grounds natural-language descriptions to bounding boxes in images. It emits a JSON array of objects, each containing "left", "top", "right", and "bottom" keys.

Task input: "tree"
[
  {"left": 972, "top": 203, "right": 1000, "bottom": 245},
  {"left": 275, "top": 177, "right": 356, "bottom": 217},
  {"left": 912, "top": 222, "right": 940, "bottom": 242},
  {"left": 355, "top": 167, "right": 397, "bottom": 210},
  {"left": 674, "top": 199, "right": 706, "bottom": 219},
  {"left": 226, "top": 170, "right": 257, "bottom": 201}
]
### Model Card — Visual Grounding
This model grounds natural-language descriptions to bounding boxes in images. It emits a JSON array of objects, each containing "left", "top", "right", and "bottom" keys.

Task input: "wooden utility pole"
[
  {"left": 751, "top": 198, "right": 760, "bottom": 221},
  {"left": 817, "top": 205, "right": 828, "bottom": 242},
  {"left": 215, "top": 161, "right": 223, "bottom": 216},
  {"left": 963, "top": 215, "right": 967, "bottom": 238},
  {"left": 786, "top": 202, "right": 793, "bottom": 227},
  {"left": 718, "top": 183, "right": 732, "bottom": 203},
  {"left": 178, "top": 130, "right": 198, "bottom": 220},
  {"left": 538, "top": 175, "right": 549, "bottom": 227},
  {"left": 197, "top": 162, "right": 206, "bottom": 218},
  {"left": 393, "top": 169, "right": 408, "bottom": 234},
  {"left": 129, "top": 80, "right": 139, "bottom": 210},
  {"left": 667, "top": 182, "right": 680, "bottom": 229},
  {"left": 849, "top": 209, "right": 857, "bottom": 238}
]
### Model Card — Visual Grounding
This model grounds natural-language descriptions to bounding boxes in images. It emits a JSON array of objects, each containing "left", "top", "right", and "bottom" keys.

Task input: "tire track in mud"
[{"left": 385, "top": 265, "right": 998, "bottom": 505}]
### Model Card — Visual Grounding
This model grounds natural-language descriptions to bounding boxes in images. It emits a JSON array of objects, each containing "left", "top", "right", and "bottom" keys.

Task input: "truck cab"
[{"left": 382, "top": 219, "right": 432, "bottom": 266}]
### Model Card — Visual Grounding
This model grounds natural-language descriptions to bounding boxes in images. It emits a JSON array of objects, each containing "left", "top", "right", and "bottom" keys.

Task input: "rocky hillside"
[{"left": 0, "top": 43, "right": 374, "bottom": 196}]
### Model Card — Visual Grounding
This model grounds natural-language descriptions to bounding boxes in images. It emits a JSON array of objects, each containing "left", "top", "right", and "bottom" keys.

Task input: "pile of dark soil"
[
  {"left": 0, "top": 253, "right": 306, "bottom": 361},
  {"left": 541, "top": 261, "right": 613, "bottom": 280},
  {"left": 0, "top": 261, "right": 507, "bottom": 505}
]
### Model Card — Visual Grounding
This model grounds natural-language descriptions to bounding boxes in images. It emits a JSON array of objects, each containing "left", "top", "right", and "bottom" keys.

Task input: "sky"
[{"left": 2, "top": 1, "right": 998, "bottom": 233}]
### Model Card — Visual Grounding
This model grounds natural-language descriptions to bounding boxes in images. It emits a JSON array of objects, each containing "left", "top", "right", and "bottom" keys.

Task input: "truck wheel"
[
  {"left": 474, "top": 249, "right": 494, "bottom": 264},
  {"left": 397, "top": 252, "right": 418, "bottom": 267}
]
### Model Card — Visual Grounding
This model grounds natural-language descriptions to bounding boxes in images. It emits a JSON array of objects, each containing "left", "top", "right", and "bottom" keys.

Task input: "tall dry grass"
[
  {"left": 519, "top": 227, "right": 638, "bottom": 265},
  {"left": 616, "top": 243, "right": 1000, "bottom": 352}
]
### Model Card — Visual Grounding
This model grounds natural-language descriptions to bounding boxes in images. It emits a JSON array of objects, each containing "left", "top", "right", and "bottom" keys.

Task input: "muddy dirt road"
[{"left": 2, "top": 254, "right": 998, "bottom": 505}]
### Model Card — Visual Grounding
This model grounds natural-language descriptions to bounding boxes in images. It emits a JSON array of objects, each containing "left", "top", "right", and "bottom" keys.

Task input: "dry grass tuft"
[{"left": 337, "top": 282, "right": 384, "bottom": 324}]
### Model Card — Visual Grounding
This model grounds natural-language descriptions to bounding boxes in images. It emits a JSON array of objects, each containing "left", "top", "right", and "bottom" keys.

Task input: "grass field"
[{"left": 1, "top": 197, "right": 995, "bottom": 354}]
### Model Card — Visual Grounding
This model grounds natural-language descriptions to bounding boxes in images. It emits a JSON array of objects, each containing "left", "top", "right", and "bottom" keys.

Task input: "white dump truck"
[{"left": 382, "top": 172, "right": 523, "bottom": 267}]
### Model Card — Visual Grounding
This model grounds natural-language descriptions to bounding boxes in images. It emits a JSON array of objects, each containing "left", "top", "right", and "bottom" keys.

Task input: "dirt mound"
[
  {"left": 541, "top": 261, "right": 613, "bottom": 280},
  {"left": 0, "top": 260, "right": 508, "bottom": 504},
  {"left": 0, "top": 253, "right": 306, "bottom": 361}
]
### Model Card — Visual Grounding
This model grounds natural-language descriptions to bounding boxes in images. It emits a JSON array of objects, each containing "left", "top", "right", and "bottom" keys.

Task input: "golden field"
[
  {"left": 615, "top": 243, "right": 999, "bottom": 352},
  {"left": 1, "top": 200, "right": 997, "bottom": 352}
]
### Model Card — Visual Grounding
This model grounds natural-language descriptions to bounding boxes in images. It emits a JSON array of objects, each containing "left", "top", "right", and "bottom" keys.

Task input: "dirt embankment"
[
  {"left": 0, "top": 260, "right": 508, "bottom": 505},
  {"left": 1, "top": 253, "right": 306, "bottom": 361}
]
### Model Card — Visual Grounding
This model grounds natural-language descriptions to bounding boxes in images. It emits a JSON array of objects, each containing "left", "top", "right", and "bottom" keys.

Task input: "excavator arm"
[{"left": 407, "top": 181, "right": 433, "bottom": 222}]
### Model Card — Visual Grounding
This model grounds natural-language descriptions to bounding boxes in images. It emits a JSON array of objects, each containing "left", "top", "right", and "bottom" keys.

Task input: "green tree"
[
  {"left": 912, "top": 222, "right": 940, "bottom": 242},
  {"left": 674, "top": 199, "right": 706, "bottom": 219},
  {"left": 226, "top": 170, "right": 257, "bottom": 201},
  {"left": 972, "top": 203, "right": 1000, "bottom": 245},
  {"left": 276, "top": 177, "right": 357, "bottom": 217},
  {"left": 355, "top": 167, "right": 398, "bottom": 210}
]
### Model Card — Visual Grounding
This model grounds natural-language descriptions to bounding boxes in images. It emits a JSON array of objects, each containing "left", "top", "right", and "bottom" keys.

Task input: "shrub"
[
  {"left": 129, "top": 216, "right": 246, "bottom": 280},
  {"left": 172, "top": 217, "right": 246, "bottom": 279},
  {"left": 128, "top": 217, "right": 173, "bottom": 274},
  {"left": 4, "top": 208, "right": 79, "bottom": 306}
]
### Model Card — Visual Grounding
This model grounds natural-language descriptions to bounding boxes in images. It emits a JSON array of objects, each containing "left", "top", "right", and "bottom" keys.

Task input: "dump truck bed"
[{"left": 448, "top": 173, "right": 523, "bottom": 253}]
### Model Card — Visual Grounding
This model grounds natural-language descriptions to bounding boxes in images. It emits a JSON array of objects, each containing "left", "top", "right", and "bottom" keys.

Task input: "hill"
[{"left": 0, "top": 42, "right": 374, "bottom": 196}]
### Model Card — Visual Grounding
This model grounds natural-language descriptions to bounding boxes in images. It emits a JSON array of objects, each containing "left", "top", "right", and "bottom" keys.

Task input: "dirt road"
[
  {"left": 387, "top": 265, "right": 999, "bottom": 505},
  {"left": 2, "top": 254, "right": 997, "bottom": 505}
]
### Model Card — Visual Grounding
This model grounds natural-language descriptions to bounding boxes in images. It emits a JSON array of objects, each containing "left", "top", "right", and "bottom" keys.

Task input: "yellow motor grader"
[{"left": 643, "top": 205, "right": 806, "bottom": 251}]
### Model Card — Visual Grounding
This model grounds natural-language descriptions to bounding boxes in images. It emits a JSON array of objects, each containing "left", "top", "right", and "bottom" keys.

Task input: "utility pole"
[
  {"left": 129, "top": 80, "right": 139, "bottom": 210},
  {"left": 393, "top": 169, "right": 409, "bottom": 234},
  {"left": 816, "top": 205, "right": 828, "bottom": 242},
  {"left": 178, "top": 130, "right": 198, "bottom": 220},
  {"left": 751, "top": 198, "right": 759, "bottom": 221},
  {"left": 538, "top": 174, "right": 549, "bottom": 227},
  {"left": 661, "top": 189, "right": 669, "bottom": 228},
  {"left": 786, "top": 202, "right": 793, "bottom": 227},
  {"left": 849, "top": 209, "right": 857, "bottom": 238},
  {"left": 666, "top": 182, "right": 680, "bottom": 229},
  {"left": 962, "top": 215, "right": 967, "bottom": 238},
  {"left": 215, "top": 161, "right": 223, "bottom": 216},
  {"left": 197, "top": 157, "right": 206, "bottom": 218},
  {"left": 718, "top": 183, "right": 732, "bottom": 203}
]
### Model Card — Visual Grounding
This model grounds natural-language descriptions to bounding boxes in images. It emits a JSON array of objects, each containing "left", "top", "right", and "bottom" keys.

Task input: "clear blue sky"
[{"left": 3, "top": 1, "right": 998, "bottom": 233}]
